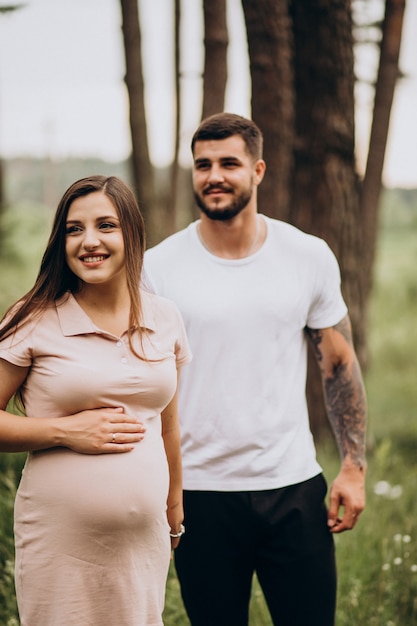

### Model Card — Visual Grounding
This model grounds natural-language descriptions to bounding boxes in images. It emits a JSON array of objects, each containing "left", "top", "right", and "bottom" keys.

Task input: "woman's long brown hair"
[{"left": 0, "top": 175, "right": 146, "bottom": 357}]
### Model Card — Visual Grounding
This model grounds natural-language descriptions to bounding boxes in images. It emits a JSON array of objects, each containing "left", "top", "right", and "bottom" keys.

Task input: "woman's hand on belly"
[{"left": 53, "top": 407, "right": 146, "bottom": 454}]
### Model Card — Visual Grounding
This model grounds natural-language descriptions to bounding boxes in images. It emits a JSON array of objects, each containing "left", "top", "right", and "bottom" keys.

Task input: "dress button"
[
  {"left": 117, "top": 341, "right": 122, "bottom": 347},
  {"left": 121, "top": 357, "right": 128, "bottom": 364}
]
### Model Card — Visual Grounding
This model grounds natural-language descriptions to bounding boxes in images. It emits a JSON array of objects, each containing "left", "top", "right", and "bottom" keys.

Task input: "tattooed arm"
[{"left": 306, "top": 314, "right": 367, "bottom": 533}]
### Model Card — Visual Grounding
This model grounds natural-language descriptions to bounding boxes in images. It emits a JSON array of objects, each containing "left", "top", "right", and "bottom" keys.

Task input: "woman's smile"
[{"left": 65, "top": 191, "right": 126, "bottom": 287}]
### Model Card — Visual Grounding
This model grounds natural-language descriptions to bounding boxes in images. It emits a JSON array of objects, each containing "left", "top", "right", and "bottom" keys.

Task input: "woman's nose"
[{"left": 82, "top": 229, "right": 100, "bottom": 248}]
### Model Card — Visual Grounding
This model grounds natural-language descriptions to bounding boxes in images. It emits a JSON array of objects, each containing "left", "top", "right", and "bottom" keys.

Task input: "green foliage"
[
  {"left": 0, "top": 454, "right": 25, "bottom": 626},
  {"left": 3, "top": 157, "right": 130, "bottom": 208},
  {"left": 380, "top": 187, "right": 417, "bottom": 232},
  {"left": 317, "top": 443, "right": 417, "bottom": 625},
  {"left": 0, "top": 202, "right": 51, "bottom": 314},
  {"left": 367, "top": 190, "right": 417, "bottom": 443},
  {"left": 0, "top": 188, "right": 417, "bottom": 624}
]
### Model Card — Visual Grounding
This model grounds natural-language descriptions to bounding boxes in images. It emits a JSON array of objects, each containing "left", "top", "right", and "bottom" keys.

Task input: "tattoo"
[
  {"left": 324, "top": 359, "right": 367, "bottom": 468},
  {"left": 331, "top": 316, "right": 351, "bottom": 343},
  {"left": 306, "top": 320, "right": 367, "bottom": 470}
]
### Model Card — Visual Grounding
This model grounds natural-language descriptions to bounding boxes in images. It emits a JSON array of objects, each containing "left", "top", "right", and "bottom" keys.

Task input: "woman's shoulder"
[{"left": 1, "top": 299, "right": 48, "bottom": 333}]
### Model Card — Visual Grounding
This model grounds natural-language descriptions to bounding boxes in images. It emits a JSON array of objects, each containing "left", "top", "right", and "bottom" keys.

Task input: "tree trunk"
[
  {"left": 201, "top": 0, "right": 228, "bottom": 120},
  {"left": 120, "top": 0, "right": 155, "bottom": 234},
  {"left": 166, "top": 0, "right": 181, "bottom": 235},
  {"left": 289, "top": 0, "right": 365, "bottom": 441},
  {"left": 241, "top": 0, "right": 294, "bottom": 220},
  {"left": 360, "top": 0, "right": 406, "bottom": 305},
  {"left": 0, "top": 5, "right": 26, "bottom": 252},
  {"left": 0, "top": 157, "right": 4, "bottom": 253}
]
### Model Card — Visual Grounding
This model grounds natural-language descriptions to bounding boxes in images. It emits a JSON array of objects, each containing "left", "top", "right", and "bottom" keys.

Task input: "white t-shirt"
[{"left": 144, "top": 216, "right": 347, "bottom": 491}]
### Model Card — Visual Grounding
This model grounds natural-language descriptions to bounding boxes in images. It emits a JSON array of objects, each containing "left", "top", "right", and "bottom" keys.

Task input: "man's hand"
[{"left": 327, "top": 464, "right": 366, "bottom": 533}]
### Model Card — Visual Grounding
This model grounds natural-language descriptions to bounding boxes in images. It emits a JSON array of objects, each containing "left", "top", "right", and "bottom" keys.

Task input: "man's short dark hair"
[{"left": 191, "top": 113, "right": 263, "bottom": 162}]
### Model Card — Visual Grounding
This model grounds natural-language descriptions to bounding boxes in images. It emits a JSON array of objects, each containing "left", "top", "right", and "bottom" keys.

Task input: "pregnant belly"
[{"left": 15, "top": 431, "right": 169, "bottom": 534}]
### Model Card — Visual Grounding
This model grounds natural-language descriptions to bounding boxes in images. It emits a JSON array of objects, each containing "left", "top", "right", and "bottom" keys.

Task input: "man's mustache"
[{"left": 203, "top": 184, "right": 232, "bottom": 194}]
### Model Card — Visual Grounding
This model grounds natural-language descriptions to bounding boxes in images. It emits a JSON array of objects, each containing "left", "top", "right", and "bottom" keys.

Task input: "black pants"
[{"left": 174, "top": 474, "right": 336, "bottom": 626}]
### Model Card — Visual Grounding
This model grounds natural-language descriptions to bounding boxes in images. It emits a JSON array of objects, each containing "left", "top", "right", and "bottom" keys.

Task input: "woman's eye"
[
  {"left": 100, "top": 222, "right": 116, "bottom": 230},
  {"left": 65, "top": 225, "right": 81, "bottom": 234}
]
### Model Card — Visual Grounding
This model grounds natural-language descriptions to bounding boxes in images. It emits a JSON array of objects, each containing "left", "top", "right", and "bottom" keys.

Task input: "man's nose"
[{"left": 207, "top": 165, "right": 224, "bottom": 184}]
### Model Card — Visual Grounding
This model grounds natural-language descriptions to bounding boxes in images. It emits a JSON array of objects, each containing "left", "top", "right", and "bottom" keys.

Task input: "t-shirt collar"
[{"left": 56, "top": 291, "right": 157, "bottom": 337}]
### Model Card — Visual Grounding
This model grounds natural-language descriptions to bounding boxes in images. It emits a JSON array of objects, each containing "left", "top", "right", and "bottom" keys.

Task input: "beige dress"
[{"left": 0, "top": 291, "right": 191, "bottom": 626}]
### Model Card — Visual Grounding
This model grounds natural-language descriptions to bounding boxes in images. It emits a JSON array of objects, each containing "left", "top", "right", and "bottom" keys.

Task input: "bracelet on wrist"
[{"left": 169, "top": 523, "right": 185, "bottom": 538}]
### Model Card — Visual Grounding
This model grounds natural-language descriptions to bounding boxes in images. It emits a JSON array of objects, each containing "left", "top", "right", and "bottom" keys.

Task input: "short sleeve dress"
[{"left": 0, "top": 290, "right": 192, "bottom": 626}]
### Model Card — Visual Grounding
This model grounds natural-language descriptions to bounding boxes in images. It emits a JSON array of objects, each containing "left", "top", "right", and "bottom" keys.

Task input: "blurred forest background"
[{"left": 0, "top": 0, "right": 417, "bottom": 624}]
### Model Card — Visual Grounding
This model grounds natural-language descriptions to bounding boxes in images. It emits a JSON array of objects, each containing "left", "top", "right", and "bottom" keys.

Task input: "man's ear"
[{"left": 253, "top": 159, "right": 266, "bottom": 185}]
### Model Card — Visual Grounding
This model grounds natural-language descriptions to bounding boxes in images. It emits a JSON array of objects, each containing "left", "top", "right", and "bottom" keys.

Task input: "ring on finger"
[{"left": 111, "top": 433, "right": 116, "bottom": 443}]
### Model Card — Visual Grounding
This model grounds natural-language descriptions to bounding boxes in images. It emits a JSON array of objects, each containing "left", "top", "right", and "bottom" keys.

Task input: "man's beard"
[{"left": 194, "top": 185, "right": 253, "bottom": 221}]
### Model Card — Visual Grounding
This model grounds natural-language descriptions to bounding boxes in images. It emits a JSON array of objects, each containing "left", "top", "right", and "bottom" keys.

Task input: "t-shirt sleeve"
[
  {"left": 306, "top": 241, "right": 348, "bottom": 329},
  {"left": 0, "top": 318, "right": 36, "bottom": 368},
  {"left": 172, "top": 304, "right": 192, "bottom": 368}
]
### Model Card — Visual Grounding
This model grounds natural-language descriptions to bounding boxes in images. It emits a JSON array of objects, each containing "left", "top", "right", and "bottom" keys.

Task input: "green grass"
[{"left": 1, "top": 199, "right": 417, "bottom": 624}]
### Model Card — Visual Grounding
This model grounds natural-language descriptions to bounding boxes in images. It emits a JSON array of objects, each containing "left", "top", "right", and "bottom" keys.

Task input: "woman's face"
[{"left": 65, "top": 191, "right": 126, "bottom": 288}]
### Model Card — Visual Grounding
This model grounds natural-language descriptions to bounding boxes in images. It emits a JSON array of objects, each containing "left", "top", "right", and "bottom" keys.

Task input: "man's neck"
[{"left": 197, "top": 213, "right": 266, "bottom": 259}]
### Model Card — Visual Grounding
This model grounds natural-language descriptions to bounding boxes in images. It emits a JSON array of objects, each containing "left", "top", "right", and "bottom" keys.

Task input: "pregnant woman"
[{"left": 0, "top": 175, "right": 191, "bottom": 626}]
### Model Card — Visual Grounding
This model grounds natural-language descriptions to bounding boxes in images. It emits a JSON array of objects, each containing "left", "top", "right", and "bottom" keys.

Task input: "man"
[{"left": 144, "top": 113, "right": 367, "bottom": 626}]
